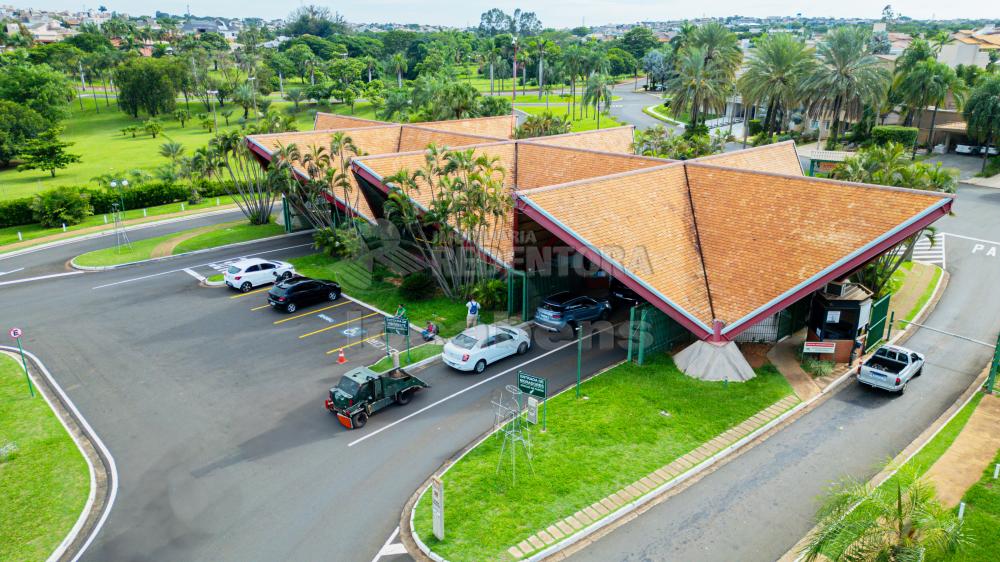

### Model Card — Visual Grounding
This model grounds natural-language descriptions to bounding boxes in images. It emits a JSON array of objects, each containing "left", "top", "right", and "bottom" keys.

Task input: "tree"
[
  {"left": 642, "top": 49, "right": 671, "bottom": 91},
  {"left": 30, "top": 187, "right": 92, "bottom": 227},
  {"left": 666, "top": 46, "right": 726, "bottom": 128},
  {"left": 114, "top": 58, "right": 177, "bottom": 117},
  {"left": 515, "top": 112, "right": 571, "bottom": 138},
  {"left": 0, "top": 101, "right": 47, "bottom": 167},
  {"left": 16, "top": 127, "right": 81, "bottom": 177},
  {"left": 633, "top": 125, "right": 730, "bottom": 159},
  {"left": 286, "top": 43, "right": 317, "bottom": 82},
  {"left": 389, "top": 52, "right": 408, "bottom": 88},
  {"left": 964, "top": 75, "right": 1000, "bottom": 173},
  {"left": 896, "top": 60, "right": 966, "bottom": 153},
  {"left": 159, "top": 141, "right": 185, "bottom": 165},
  {"left": 478, "top": 95, "right": 511, "bottom": 117},
  {"left": 738, "top": 33, "right": 815, "bottom": 137},
  {"left": 0, "top": 61, "right": 74, "bottom": 124},
  {"left": 620, "top": 26, "right": 659, "bottom": 60},
  {"left": 143, "top": 118, "right": 163, "bottom": 138},
  {"left": 803, "top": 27, "right": 891, "bottom": 148},
  {"left": 284, "top": 5, "right": 348, "bottom": 38},
  {"left": 583, "top": 73, "right": 614, "bottom": 129},
  {"left": 216, "top": 133, "right": 282, "bottom": 225},
  {"left": 801, "top": 466, "right": 967, "bottom": 562},
  {"left": 173, "top": 109, "right": 191, "bottom": 127}
]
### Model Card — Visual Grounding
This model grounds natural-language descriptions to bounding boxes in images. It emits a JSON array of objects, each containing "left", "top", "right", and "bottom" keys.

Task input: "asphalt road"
[
  {"left": 1, "top": 233, "right": 628, "bottom": 561},
  {"left": 608, "top": 80, "right": 671, "bottom": 132},
  {"left": 570, "top": 184, "right": 1000, "bottom": 561}
]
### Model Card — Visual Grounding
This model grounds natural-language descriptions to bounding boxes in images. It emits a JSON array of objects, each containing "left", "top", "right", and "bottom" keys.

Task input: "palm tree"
[
  {"left": 284, "top": 89, "right": 305, "bottom": 113},
  {"left": 389, "top": 52, "right": 408, "bottom": 88},
  {"left": 738, "top": 33, "right": 815, "bottom": 137},
  {"left": 583, "top": 73, "right": 615, "bottom": 129},
  {"left": 531, "top": 38, "right": 553, "bottom": 100},
  {"left": 897, "top": 60, "right": 967, "bottom": 155},
  {"left": 690, "top": 22, "right": 742, "bottom": 82},
  {"left": 159, "top": 141, "right": 185, "bottom": 165},
  {"left": 361, "top": 55, "right": 378, "bottom": 83},
  {"left": 514, "top": 112, "right": 571, "bottom": 138},
  {"left": 803, "top": 27, "right": 891, "bottom": 148},
  {"left": 665, "top": 46, "right": 727, "bottom": 129},
  {"left": 801, "top": 467, "right": 967, "bottom": 561},
  {"left": 964, "top": 75, "right": 1000, "bottom": 173},
  {"left": 563, "top": 45, "right": 585, "bottom": 119}
]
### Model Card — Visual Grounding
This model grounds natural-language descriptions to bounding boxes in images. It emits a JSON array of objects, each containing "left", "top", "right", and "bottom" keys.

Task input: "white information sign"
[
  {"left": 526, "top": 397, "right": 539, "bottom": 425},
  {"left": 432, "top": 476, "right": 444, "bottom": 540},
  {"left": 826, "top": 310, "right": 841, "bottom": 323}
]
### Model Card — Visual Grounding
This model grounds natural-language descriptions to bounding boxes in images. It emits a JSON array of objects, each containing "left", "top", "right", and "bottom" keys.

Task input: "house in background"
[{"left": 938, "top": 25, "right": 1000, "bottom": 68}]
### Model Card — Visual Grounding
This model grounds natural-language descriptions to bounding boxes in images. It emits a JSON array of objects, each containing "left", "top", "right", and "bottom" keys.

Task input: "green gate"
[
  {"left": 864, "top": 294, "right": 892, "bottom": 353},
  {"left": 777, "top": 296, "right": 813, "bottom": 341},
  {"left": 627, "top": 304, "right": 693, "bottom": 365},
  {"left": 507, "top": 269, "right": 527, "bottom": 321}
]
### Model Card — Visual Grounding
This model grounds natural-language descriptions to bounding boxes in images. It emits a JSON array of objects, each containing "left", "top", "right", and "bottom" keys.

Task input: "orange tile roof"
[
  {"left": 313, "top": 113, "right": 389, "bottom": 130},
  {"left": 408, "top": 115, "right": 516, "bottom": 139},
  {"left": 690, "top": 141, "right": 803, "bottom": 176},
  {"left": 522, "top": 126, "right": 636, "bottom": 154},
  {"left": 515, "top": 143, "right": 669, "bottom": 190},
  {"left": 397, "top": 126, "right": 503, "bottom": 152}
]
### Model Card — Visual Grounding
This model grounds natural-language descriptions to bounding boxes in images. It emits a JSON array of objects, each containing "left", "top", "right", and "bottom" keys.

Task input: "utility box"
[{"left": 806, "top": 281, "right": 873, "bottom": 363}]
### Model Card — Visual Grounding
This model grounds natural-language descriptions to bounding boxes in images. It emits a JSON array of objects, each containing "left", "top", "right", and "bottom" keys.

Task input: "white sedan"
[
  {"left": 443, "top": 324, "right": 531, "bottom": 374},
  {"left": 224, "top": 258, "right": 295, "bottom": 292}
]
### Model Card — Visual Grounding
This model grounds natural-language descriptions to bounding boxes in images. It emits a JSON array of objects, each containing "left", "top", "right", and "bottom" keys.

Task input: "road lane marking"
[
  {"left": 250, "top": 304, "right": 271, "bottom": 311},
  {"left": 370, "top": 526, "right": 403, "bottom": 562},
  {"left": 299, "top": 312, "right": 380, "bottom": 339},
  {"left": 273, "top": 300, "right": 350, "bottom": 324},
  {"left": 945, "top": 232, "right": 1000, "bottom": 247},
  {"left": 0, "top": 267, "right": 24, "bottom": 277},
  {"left": 326, "top": 335, "right": 383, "bottom": 355},
  {"left": 182, "top": 268, "right": 205, "bottom": 282},
  {"left": 229, "top": 287, "right": 270, "bottom": 299},
  {"left": 0, "top": 271, "right": 83, "bottom": 287},
  {"left": 347, "top": 324, "right": 616, "bottom": 447}
]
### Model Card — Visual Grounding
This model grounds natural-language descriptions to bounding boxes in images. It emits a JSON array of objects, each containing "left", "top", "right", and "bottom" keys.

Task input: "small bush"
[
  {"left": 747, "top": 119, "right": 764, "bottom": 136},
  {"left": 470, "top": 278, "right": 506, "bottom": 310},
  {"left": 802, "top": 357, "right": 835, "bottom": 378},
  {"left": 871, "top": 126, "right": 918, "bottom": 148},
  {"left": 977, "top": 155, "right": 1000, "bottom": 178},
  {"left": 313, "top": 227, "right": 359, "bottom": 258},
  {"left": 0, "top": 198, "right": 34, "bottom": 228},
  {"left": 399, "top": 271, "right": 437, "bottom": 301},
  {"left": 31, "top": 186, "right": 93, "bottom": 227}
]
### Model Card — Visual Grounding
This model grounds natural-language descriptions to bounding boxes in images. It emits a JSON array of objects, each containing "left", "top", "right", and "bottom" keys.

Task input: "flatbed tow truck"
[{"left": 325, "top": 366, "right": 429, "bottom": 429}]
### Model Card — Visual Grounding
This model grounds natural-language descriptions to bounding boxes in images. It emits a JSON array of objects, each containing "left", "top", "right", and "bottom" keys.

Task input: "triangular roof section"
[
  {"left": 690, "top": 141, "right": 803, "bottom": 177},
  {"left": 520, "top": 126, "right": 636, "bottom": 154},
  {"left": 313, "top": 112, "right": 390, "bottom": 130},
  {"left": 407, "top": 115, "right": 516, "bottom": 139},
  {"left": 514, "top": 142, "right": 669, "bottom": 190}
]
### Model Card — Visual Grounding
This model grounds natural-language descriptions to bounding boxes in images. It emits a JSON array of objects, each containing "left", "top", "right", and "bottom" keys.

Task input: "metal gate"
[
  {"left": 627, "top": 304, "right": 693, "bottom": 365},
  {"left": 865, "top": 294, "right": 892, "bottom": 353}
]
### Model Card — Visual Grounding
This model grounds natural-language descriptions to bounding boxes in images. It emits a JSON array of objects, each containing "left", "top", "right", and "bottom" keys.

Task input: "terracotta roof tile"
[
  {"left": 409, "top": 115, "right": 515, "bottom": 139},
  {"left": 523, "top": 126, "right": 636, "bottom": 154},
  {"left": 515, "top": 143, "right": 669, "bottom": 190},
  {"left": 313, "top": 113, "right": 389, "bottom": 130},
  {"left": 691, "top": 141, "right": 803, "bottom": 176},
  {"left": 397, "top": 126, "right": 502, "bottom": 152}
]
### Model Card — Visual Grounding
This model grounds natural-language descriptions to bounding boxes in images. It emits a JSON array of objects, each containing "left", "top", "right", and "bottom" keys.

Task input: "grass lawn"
[
  {"left": 288, "top": 253, "right": 494, "bottom": 337},
  {"left": 948, "top": 430, "right": 1000, "bottom": 561},
  {"left": 72, "top": 220, "right": 282, "bottom": 267},
  {"left": 515, "top": 104, "right": 623, "bottom": 132},
  {"left": 368, "top": 343, "right": 443, "bottom": 373},
  {"left": 412, "top": 354, "right": 793, "bottom": 560},
  {"left": 0, "top": 355, "right": 90, "bottom": 561},
  {"left": 207, "top": 273, "right": 223, "bottom": 283},
  {"left": 904, "top": 266, "right": 942, "bottom": 324}
]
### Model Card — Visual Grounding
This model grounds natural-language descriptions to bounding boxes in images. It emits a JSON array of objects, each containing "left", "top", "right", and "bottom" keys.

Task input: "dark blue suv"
[{"left": 533, "top": 292, "right": 611, "bottom": 332}]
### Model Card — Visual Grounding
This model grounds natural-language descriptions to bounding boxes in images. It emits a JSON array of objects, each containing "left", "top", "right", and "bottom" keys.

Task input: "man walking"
[{"left": 466, "top": 298, "right": 480, "bottom": 328}]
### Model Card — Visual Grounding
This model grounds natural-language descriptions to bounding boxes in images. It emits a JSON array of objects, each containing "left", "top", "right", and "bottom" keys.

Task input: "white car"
[
  {"left": 443, "top": 324, "right": 531, "bottom": 374},
  {"left": 858, "top": 345, "right": 925, "bottom": 394},
  {"left": 224, "top": 258, "right": 295, "bottom": 292}
]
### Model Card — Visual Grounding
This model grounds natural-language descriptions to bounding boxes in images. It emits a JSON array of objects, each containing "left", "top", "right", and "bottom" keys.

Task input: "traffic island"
[{"left": 404, "top": 353, "right": 797, "bottom": 561}]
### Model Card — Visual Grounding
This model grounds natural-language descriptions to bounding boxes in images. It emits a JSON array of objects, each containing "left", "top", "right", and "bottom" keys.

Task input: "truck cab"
[
  {"left": 858, "top": 345, "right": 924, "bottom": 393},
  {"left": 325, "top": 366, "right": 429, "bottom": 429}
]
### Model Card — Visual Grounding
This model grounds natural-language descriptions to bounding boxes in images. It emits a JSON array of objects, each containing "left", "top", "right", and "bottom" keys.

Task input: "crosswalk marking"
[{"left": 909, "top": 233, "right": 945, "bottom": 267}]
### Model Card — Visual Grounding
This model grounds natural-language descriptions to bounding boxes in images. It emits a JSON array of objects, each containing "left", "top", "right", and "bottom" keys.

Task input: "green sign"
[
  {"left": 385, "top": 315, "right": 409, "bottom": 336},
  {"left": 517, "top": 371, "right": 547, "bottom": 398}
]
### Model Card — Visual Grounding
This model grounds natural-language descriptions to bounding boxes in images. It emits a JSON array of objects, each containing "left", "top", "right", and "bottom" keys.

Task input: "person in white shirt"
[{"left": 465, "top": 299, "right": 481, "bottom": 328}]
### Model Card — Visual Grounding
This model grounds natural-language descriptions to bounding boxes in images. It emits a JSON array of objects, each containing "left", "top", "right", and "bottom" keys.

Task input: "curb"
[
  {"left": 0, "top": 206, "right": 242, "bottom": 262},
  {"left": 0, "top": 346, "right": 117, "bottom": 562},
  {"left": 69, "top": 230, "right": 313, "bottom": 271},
  {"left": 642, "top": 104, "right": 685, "bottom": 127}
]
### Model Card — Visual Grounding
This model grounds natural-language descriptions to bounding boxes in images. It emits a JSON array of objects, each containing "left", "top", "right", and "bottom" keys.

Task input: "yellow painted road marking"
[
  {"left": 230, "top": 287, "right": 270, "bottom": 299},
  {"left": 299, "top": 312, "right": 381, "bottom": 339},
  {"left": 273, "top": 300, "right": 350, "bottom": 325},
  {"left": 326, "top": 336, "right": 383, "bottom": 355},
  {"left": 251, "top": 304, "right": 271, "bottom": 311}
]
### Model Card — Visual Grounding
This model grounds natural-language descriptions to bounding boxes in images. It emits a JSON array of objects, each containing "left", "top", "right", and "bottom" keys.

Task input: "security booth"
[{"left": 806, "top": 281, "right": 874, "bottom": 363}]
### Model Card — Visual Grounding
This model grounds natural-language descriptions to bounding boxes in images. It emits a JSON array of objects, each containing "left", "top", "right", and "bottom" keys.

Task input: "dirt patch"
[
  {"left": 149, "top": 225, "right": 215, "bottom": 258},
  {"left": 739, "top": 343, "right": 772, "bottom": 369},
  {"left": 923, "top": 394, "right": 1000, "bottom": 507}
]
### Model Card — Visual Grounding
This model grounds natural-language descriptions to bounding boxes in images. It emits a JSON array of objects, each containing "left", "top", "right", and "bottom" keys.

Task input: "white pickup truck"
[{"left": 858, "top": 345, "right": 925, "bottom": 393}]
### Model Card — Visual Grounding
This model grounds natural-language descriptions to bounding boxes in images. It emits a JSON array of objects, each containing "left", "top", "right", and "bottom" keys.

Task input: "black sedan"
[{"left": 267, "top": 277, "right": 341, "bottom": 313}]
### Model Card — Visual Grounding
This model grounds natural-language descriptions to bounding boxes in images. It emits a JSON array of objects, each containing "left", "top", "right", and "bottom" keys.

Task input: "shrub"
[
  {"left": 0, "top": 198, "right": 34, "bottom": 228},
  {"left": 977, "top": 156, "right": 1000, "bottom": 178},
  {"left": 747, "top": 119, "right": 764, "bottom": 136},
  {"left": 802, "top": 357, "right": 835, "bottom": 378},
  {"left": 313, "top": 227, "right": 359, "bottom": 258},
  {"left": 398, "top": 271, "right": 437, "bottom": 301},
  {"left": 31, "top": 186, "right": 93, "bottom": 227},
  {"left": 470, "top": 278, "right": 506, "bottom": 310},
  {"left": 871, "top": 126, "right": 918, "bottom": 148}
]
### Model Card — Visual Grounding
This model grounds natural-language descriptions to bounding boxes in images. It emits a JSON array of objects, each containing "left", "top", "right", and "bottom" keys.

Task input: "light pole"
[
  {"left": 207, "top": 89, "right": 219, "bottom": 134},
  {"left": 247, "top": 76, "right": 258, "bottom": 122},
  {"left": 108, "top": 179, "right": 132, "bottom": 252},
  {"left": 511, "top": 37, "right": 518, "bottom": 102},
  {"left": 575, "top": 324, "right": 583, "bottom": 398}
]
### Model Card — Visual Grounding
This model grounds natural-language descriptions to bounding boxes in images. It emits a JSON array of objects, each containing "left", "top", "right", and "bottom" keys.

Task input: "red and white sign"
[
  {"left": 9, "top": 327, "right": 22, "bottom": 339},
  {"left": 803, "top": 341, "right": 836, "bottom": 354}
]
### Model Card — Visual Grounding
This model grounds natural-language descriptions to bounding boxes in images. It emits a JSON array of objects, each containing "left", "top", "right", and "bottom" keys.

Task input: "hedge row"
[
  {"left": 871, "top": 126, "right": 919, "bottom": 147},
  {"left": 0, "top": 180, "right": 234, "bottom": 229}
]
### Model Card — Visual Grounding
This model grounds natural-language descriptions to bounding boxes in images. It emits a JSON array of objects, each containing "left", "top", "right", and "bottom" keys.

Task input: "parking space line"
[
  {"left": 273, "top": 301, "right": 351, "bottom": 325},
  {"left": 299, "top": 312, "right": 381, "bottom": 339},
  {"left": 250, "top": 304, "right": 271, "bottom": 311},
  {"left": 326, "top": 335, "right": 383, "bottom": 355},
  {"left": 229, "top": 287, "right": 270, "bottom": 299}
]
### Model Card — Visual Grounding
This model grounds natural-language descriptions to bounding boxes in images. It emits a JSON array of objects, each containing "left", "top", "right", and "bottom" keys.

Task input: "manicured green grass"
[
  {"left": 412, "top": 354, "right": 794, "bottom": 560},
  {"left": 515, "top": 104, "right": 623, "bottom": 132},
  {"left": 72, "top": 219, "right": 280, "bottom": 267},
  {"left": 0, "top": 355, "right": 89, "bottom": 561},
  {"left": 368, "top": 343, "right": 443, "bottom": 373},
  {"left": 949, "top": 438, "right": 1000, "bottom": 561},
  {"left": 207, "top": 274, "right": 224, "bottom": 283},
  {"left": 172, "top": 221, "right": 284, "bottom": 254},
  {"left": 904, "top": 266, "right": 942, "bottom": 324},
  {"left": 288, "top": 253, "right": 493, "bottom": 337}
]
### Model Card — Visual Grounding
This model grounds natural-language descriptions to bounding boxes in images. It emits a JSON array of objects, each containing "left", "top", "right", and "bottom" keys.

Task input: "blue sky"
[{"left": 10, "top": 1, "right": 996, "bottom": 26}]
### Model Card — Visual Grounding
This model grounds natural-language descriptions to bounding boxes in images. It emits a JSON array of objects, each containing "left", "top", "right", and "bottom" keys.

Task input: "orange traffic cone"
[{"left": 337, "top": 349, "right": 347, "bottom": 364}]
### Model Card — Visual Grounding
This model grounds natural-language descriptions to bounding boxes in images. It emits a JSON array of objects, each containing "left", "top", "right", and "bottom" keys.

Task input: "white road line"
[
  {"left": 371, "top": 526, "right": 402, "bottom": 562},
  {"left": 348, "top": 325, "right": 616, "bottom": 448},
  {"left": 183, "top": 268, "right": 205, "bottom": 282},
  {"left": 91, "top": 243, "right": 312, "bottom": 289},
  {"left": 944, "top": 232, "right": 1000, "bottom": 247},
  {"left": 0, "top": 267, "right": 24, "bottom": 277},
  {"left": 0, "top": 270, "right": 83, "bottom": 287}
]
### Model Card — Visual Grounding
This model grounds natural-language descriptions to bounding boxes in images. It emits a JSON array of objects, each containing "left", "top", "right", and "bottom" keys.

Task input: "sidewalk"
[
  {"left": 923, "top": 393, "right": 1000, "bottom": 507},
  {"left": 767, "top": 334, "right": 821, "bottom": 401}
]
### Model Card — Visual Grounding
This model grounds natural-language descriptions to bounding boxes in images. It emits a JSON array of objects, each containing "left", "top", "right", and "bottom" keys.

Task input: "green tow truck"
[{"left": 324, "top": 366, "right": 430, "bottom": 429}]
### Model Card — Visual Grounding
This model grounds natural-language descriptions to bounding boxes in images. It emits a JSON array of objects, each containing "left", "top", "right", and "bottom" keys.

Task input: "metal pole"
[
  {"left": 887, "top": 310, "right": 895, "bottom": 340},
  {"left": 15, "top": 337, "right": 34, "bottom": 397},
  {"left": 986, "top": 332, "right": 1000, "bottom": 394},
  {"left": 576, "top": 325, "right": 583, "bottom": 398}
]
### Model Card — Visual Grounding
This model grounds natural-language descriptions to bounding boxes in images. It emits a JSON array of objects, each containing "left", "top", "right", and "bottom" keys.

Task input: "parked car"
[
  {"left": 442, "top": 324, "right": 531, "bottom": 374},
  {"left": 267, "top": 277, "right": 341, "bottom": 313},
  {"left": 955, "top": 144, "right": 975, "bottom": 155},
  {"left": 224, "top": 258, "right": 294, "bottom": 292},
  {"left": 857, "top": 344, "right": 925, "bottom": 394},
  {"left": 533, "top": 291, "right": 611, "bottom": 332},
  {"left": 608, "top": 277, "right": 640, "bottom": 309}
]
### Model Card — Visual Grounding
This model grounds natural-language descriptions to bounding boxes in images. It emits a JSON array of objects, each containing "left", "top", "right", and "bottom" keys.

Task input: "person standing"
[{"left": 466, "top": 298, "right": 480, "bottom": 328}]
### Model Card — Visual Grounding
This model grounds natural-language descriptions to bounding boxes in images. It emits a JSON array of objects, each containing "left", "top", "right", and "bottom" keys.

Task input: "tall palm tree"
[
  {"left": 531, "top": 37, "right": 553, "bottom": 100},
  {"left": 159, "top": 141, "right": 185, "bottom": 165},
  {"left": 803, "top": 27, "right": 891, "bottom": 148},
  {"left": 361, "top": 55, "right": 378, "bottom": 83},
  {"left": 964, "top": 75, "right": 1000, "bottom": 173},
  {"left": 583, "top": 73, "right": 615, "bottom": 129},
  {"left": 690, "top": 22, "right": 742, "bottom": 82},
  {"left": 665, "top": 46, "right": 727, "bottom": 129},
  {"left": 389, "top": 52, "right": 408, "bottom": 88},
  {"left": 738, "top": 33, "right": 815, "bottom": 137},
  {"left": 801, "top": 467, "right": 967, "bottom": 562},
  {"left": 896, "top": 60, "right": 967, "bottom": 155},
  {"left": 563, "top": 45, "right": 585, "bottom": 120}
]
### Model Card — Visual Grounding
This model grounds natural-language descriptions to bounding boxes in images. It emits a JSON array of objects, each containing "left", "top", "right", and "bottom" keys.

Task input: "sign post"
[
  {"left": 9, "top": 328, "right": 33, "bottom": 397},
  {"left": 431, "top": 476, "right": 444, "bottom": 540},
  {"left": 384, "top": 315, "right": 409, "bottom": 362},
  {"left": 517, "top": 371, "right": 547, "bottom": 431}
]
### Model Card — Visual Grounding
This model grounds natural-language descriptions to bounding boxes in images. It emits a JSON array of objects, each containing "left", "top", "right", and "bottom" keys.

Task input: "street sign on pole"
[
  {"left": 9, "top": 327, "right": 33, "bottom": 397},
  {"left": 431, "top": 476, "right": 445, "bottom": 540},
  {"left": 526, "top": 396, "right": 539, "bottom": 425},
  {"left": 384, "top": 315, "right": 409, "bottom": 361},
  {"left": 517, "top": 371, "right": 547, "bottom": 431}
]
